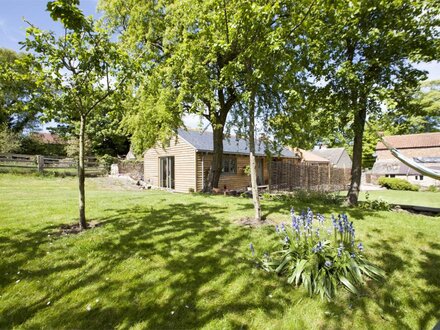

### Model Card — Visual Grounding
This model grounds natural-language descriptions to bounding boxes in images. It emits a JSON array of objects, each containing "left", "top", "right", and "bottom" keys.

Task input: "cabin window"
[
  {"left": 222, "top": 156, "right": 237, "bottom": 174},
  {"left": 385, "top": 174, "right": 395, "bottom": 178},
  {"left": 415, "top": 175, "right": 424, "bottom": 181}
]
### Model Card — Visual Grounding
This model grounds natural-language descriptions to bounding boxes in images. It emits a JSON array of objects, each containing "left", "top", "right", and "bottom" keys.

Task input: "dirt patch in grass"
[
  {"left": 237, "top": 216, "right": 274, "bottom": 228},
  {"left": 89, "top": 176, "right": 143, "bottom": 191},
  {"left": 59, "top": 220, "right": 103, "bottom": 235}
]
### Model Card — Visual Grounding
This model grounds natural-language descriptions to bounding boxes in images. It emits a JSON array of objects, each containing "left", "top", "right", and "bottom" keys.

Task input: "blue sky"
[{"left": 0, "top": 0, "right": 98, "bottom": 52}]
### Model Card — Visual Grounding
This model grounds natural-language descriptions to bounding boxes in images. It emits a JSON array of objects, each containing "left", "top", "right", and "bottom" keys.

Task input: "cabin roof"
[{"left": 178, "top": 128, "right": 297, "bottom": 158}]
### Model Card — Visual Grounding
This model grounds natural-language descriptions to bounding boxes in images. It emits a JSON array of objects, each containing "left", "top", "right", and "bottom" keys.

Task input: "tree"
[
  {"left": 306, "top": 0, "right": 439, "bottom": 205},
  {"left": 0, "top": 48, "right": 46, "bottom": 132},
  {"left": 22, "top": 0, "right": 129, "bottom": 229},
  {"left": 100, "top": 0, "right": 313, "bottom": 195},
  {"left": 397, "top": 80, "right": 440, "bottom": 133}
]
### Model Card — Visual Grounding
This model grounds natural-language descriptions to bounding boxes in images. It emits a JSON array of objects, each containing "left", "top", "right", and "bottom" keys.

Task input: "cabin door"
[
  {"left": 257, "top": 158, "right": 264, "bottom": 185},
  {"left": 160, "top": 156, "right": 175, "bottom": 189}
]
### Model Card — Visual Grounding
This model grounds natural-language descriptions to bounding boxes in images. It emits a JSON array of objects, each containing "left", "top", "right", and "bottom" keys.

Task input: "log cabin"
[{"left": 144, "top": 128, "right": 299, "bottom": 193}]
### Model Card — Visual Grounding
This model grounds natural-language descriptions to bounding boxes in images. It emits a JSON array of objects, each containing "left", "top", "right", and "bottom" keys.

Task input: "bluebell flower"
[
  {"left": 284, "top": 236, "right": 290, "bottom": 244},
  {"left": 312, "top": 241, "right": 323, "bottom": 253},
  {"left": 357, "top": 242, "right": 364, "bottom": 252},
  {"left": 250, "top": 243, "right": 255, "bottom": 256},
  {"left": 281, "top": 223, "right": 286, "bottom": 232},
  {"left": 324, "top": 260, "right": 333, "bottom": 267},
  {"left": 337, "top": 243, "right": 344, "bottom": 257},
  {"left": 275, "top": 225, "right": 279, "bottom": 233},
  {"left": 338, "top": 220, "right": 344, "bottom": 233},
  {"left": 290, "top": 207, "right": 295, "bottom": 216},
  {"left": 350, "top": 253, "right": 356, "bottom": 259}
]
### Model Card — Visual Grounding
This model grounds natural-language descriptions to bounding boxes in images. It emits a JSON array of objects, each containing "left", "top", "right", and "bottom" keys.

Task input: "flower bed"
[{"left": 251, "top": 208, "right": 384, "bottom": 300}]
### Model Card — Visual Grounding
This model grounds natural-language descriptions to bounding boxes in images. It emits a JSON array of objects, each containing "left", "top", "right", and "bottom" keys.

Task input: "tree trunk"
[
  {"left": 78, "top": 115, "right": 87, "bottom": 229},
  {"left": 249, "top": 96, "right": 262, "bottom": 221},
  {"left": 206, "top": 125, "right": 224, "bottom": 191},
  {"left": 347, "top": 106, "right": 367, "bottom": 205}
]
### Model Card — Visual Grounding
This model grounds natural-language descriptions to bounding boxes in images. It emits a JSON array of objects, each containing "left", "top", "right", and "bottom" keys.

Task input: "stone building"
[{"left": 371, "top": 132, "right": 440, "bottom": 187}]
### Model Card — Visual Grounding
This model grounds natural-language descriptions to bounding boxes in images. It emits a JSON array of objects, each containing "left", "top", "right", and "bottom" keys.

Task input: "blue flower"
[
  {"left": 281, "top": 223, "right": 286, "bottom": 232},
  {"left": 275, "top": 225, "right": 279, "bottom": 233},
  {"left": 284, "top": 236, "right": 290, "bottom": 245},
  {"left": 324, "top": 260, "right": 333, "bottom": 267},
  {"left": 350, "top": 253, "right": 356, "bottom": 259},
  {"left": 337, "top": 243, "right": 344, "bottom": 257},
  {"left": 312, "top": 241, "right": 323, "bottom": 253},
  {"left": 250, "top": 243, "right": 255, "bottom": 256},
  {"left": 357, "top": 242, "right": 364, "bottom": 252}
]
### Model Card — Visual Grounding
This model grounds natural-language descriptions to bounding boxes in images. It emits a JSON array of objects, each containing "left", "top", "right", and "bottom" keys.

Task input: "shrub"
[
  {"left": 250, "top": 208, "right": 384, "bottom": 300},
  {"left": 99, "top": 154, "right": 117, "bottom": 173},
  {"left": 426, "top": 185, "right": 439, "bottom": 192},
  {"left": 268, "top": 190, "right": 343, "bottom": 206},
  {"left": 0, "top": 124, "right": 21, "bottom": 153},
  {"left": 359, "top": 193, "right": 391, "bottom": 211},
  {"left": 378, "top": 177, "right": 419, "bottom": 191}
]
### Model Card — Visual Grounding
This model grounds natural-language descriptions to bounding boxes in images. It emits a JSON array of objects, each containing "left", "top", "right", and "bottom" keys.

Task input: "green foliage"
[
  {"left": 255, "top": 209, "right": 384, "bottom": 300},
  {"left": 426, "top": 185, "right": 439, "bottom": 193},
  {"left": 98, "top": 154, "right": 117, "bottom": 173},
  {"left": 268, "top": 191, "right": 343, "bottom": 207},
  {"left": 64, "top": 136, "right": 92, "bottom": 159},
  {"left": 358, "top": 193, "right": 391, "bottom": 211},
  {"left": 18, "top": 134, "right": 66, "bottom": 156},
  {"left": 0, "top": 48, "right": 46, "bottom": 132},
  {"left": 378, "top": 177, "right": 420, "bottom": 191},
  {"left": 243, "top": 165, "right": 251, "bottom": 176},
  {"left": 0, "top": 124, "right": 21, "bottom": 153}
]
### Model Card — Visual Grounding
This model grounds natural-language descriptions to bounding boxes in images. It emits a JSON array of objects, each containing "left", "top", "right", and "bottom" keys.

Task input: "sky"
[{"left": 1, "top": 0, "right": 439, "bottom": 132}]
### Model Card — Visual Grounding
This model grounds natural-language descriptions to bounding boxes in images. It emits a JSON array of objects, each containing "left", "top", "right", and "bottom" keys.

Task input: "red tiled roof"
[
  {"left": 31, "top": 132, "right": 64, "bottom": 144},
  {"left": 376, "top": 132, "right": 440, "bottom": 150}
]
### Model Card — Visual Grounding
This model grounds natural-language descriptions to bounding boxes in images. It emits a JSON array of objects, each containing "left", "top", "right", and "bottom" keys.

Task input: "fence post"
[{"left": 37, "top": 155, "right": 44, "bottom": 172}]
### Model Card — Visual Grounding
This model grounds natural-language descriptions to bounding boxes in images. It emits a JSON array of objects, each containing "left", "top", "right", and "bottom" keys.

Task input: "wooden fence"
[
  {"left": 0, "top": 153, "right": 105, "bottom": 174},
  {"left": 271, "top": 162, "right": 351, "bottom": 191}
]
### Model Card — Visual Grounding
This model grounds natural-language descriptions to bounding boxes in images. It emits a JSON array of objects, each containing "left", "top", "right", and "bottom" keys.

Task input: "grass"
[
  {"left": 0, "top": 174, "right": 439, "bottom": 329},
  {"left": 358, "top": 190, "right": 440, "bottom": 208}
]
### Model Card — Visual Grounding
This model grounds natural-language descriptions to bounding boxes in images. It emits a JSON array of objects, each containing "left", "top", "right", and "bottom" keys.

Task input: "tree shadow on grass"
[
  {"left": 254, "top": 197, "right": 381, "bottom": 221},
  {"left": 0, "top": 201, "right": 303, "bottom": 329},
  {"left": 416, "top": 242, "right": 440, "bottom": 330},
  {"left": 321, "top": 235, "right": 440, "bottom": 330}
]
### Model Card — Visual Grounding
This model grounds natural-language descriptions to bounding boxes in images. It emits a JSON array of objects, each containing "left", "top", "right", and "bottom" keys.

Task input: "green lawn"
[
  {"left": 359, "top": 190, "right": 440, "bottom": 208},
  {"left": 0, "top": 174, "right": 439, "bottom": 329}
]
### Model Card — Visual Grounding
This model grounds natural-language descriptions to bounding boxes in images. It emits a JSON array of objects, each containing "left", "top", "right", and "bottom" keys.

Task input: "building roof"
[
  {"left": 178, "top": 128, "right": 297, "bottom": 158},
  {"left": 30, "top": 132, "right": 64, "bottom": 144},
  {"left": 296, "top": 148, "right": 330, "bottom": 163},
  {"left": 376, "top": 132, "right": 440, "bottom": 150},
  {"left": 372, "top": 159, "right": 440, "bottom": 176},
  {"left": 311, "top": 148, "right": 350, "bottom": 167}
]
